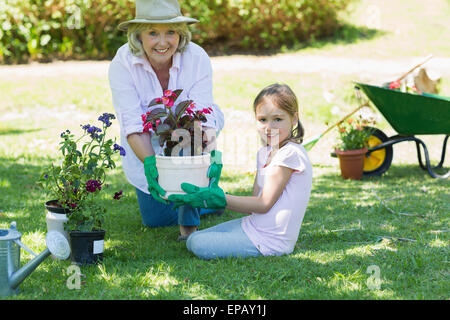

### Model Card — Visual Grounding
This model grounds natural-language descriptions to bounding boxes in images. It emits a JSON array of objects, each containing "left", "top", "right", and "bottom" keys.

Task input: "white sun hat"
[{"left": 118, "top": 0, "right": 199, "bottom": 31}]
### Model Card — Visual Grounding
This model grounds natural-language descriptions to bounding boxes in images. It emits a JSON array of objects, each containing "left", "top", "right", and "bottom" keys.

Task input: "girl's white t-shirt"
[{"left": 241, "top": 142, "right": 313, "bottom": 256}]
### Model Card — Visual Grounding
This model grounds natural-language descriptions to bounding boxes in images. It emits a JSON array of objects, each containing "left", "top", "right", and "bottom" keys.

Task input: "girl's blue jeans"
[
  {"left": 136, "top": 188, "right": 218, "bottom": 227},
  {"left": 186, "top": 218, "right": 262, "bottom": 260}
]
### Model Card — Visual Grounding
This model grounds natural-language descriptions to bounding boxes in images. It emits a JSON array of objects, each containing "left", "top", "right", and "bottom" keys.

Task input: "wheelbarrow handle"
[
  {"left": 396, "top": 54, "right": 433, "bottom": 82},
  {"left": 322, "top": 100, "right": 369, "bottom": 136}
]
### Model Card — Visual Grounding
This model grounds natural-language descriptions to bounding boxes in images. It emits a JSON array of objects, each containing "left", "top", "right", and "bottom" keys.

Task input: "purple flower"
[
  {"left": 85, "top": 180, "right": 102, "bottom": 193},
  {"left": 98, "top": 113, "right": 115, "bottom": 127},
  {"left": 113, "top": 143, "right": 126, "bottom": 156},
  {"left": 81, "top": 124, "right": 102, "bottom": 139},
  {"left": 60, "top": 129, "right": 70, "bottom": 138},
  {"left": 113, "top": 190, "right": 123, "bottom": 200}
]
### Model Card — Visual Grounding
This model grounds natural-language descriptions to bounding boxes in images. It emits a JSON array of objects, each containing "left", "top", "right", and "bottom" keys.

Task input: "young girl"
[{"left": 168, "top": 83, "right": 313, "bottom": 259}]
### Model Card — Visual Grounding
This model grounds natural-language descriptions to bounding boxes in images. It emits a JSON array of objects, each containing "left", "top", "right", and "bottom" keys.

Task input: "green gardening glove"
[
  {"left": 168, "top": 182, "right": 227, "bottom": 210},
  {"left": 207, "top": 150, "right": 223, "bottom": 188},
  {"left": 168, "top": 150, "right": 226, "bottom": 209},
  {"left": 144, "top": 155, "right": 168, "bottom": 204}
]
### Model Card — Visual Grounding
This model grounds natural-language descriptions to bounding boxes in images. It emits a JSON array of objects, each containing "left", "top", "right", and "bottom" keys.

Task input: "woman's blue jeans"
[
  {"left": 136, "top": 188, "right": 217, "bottom": 227},
  {"left": 186, "top": 218, "right": 262, "bottom": 260}
]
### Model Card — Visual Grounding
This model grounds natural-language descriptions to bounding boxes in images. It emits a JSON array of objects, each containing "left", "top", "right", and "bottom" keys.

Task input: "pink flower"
[
  {"left": 185, "top": 102, "right": 195, "bottom": 116},
  {"left": 389, "top": 80, "right": 401, "bottom": 89},
  {"left": 162, "top": 97, "right": 174, "bottom": 108},
  {"left": 143, "top": 122, "right": 153, "bottom": 133},
  {"left": 164, "top": 90, "right": 173, "bottom": 97},
  {"left": 155, "top": 97, "right": 163, "bottom": 104}
]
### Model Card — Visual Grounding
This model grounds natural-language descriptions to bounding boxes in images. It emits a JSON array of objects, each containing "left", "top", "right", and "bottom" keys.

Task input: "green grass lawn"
[{"left": 1, "top": 0, "right": 449, "bottom": 300}]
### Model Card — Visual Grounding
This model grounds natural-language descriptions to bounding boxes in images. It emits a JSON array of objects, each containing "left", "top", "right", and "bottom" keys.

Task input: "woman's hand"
[
  {"left": 144, "top": 156, "right": 168, "bottom": 204},
  {"left": 207, "top": 150, "right": 222, "bottom": 187}
]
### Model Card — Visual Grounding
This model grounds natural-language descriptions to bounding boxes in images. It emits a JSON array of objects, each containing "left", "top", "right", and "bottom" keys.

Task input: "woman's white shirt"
[{"left": 108, "top": 42, "right": 224, "bottom": 194}]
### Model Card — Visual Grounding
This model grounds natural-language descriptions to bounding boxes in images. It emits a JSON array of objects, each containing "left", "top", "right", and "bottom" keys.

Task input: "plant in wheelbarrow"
[
  {"left": 38, "top": 113, "right": 125, "bottom": 265},
  {"left": 141, "top": 89, "right": 216, "bottom": 200},
  {"left": 335, "top": 115, "right": 375, "bottom": 180}
]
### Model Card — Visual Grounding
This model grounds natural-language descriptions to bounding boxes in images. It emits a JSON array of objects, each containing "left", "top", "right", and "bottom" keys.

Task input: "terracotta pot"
[{"left": 335, "top": 148, "right": 368, "bottom": 180}]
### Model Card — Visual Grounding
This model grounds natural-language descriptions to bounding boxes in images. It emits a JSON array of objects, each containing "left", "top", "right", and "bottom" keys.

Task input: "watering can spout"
[
  {"left": 8, "top": 230, "right": 71, "bottom": 290},
  {"left": 9, "top": 248, "right": 51, "bottom": 290}
]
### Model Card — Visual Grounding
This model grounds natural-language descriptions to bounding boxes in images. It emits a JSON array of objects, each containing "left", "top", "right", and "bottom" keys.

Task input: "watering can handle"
[{"left": 13, "top": 239, "right": 38, "bottom": 257}]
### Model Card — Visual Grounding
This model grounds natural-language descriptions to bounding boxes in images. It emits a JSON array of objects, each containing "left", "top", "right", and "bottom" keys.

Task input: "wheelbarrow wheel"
[{"left": 363, "top": 127, "right": 393, "bottom": 176}]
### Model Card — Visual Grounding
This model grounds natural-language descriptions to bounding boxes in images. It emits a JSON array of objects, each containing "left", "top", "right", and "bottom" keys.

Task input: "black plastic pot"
[{"left": 69, "top": 230, "right": 106, "bottom": 265}]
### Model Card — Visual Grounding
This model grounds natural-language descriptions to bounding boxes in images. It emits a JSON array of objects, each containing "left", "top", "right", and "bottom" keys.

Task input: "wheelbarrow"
[{"left": 355, "top": 82, "right": 450, "bottom": 179}]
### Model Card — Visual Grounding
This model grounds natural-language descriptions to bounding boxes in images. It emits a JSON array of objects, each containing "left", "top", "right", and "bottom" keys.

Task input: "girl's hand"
[
  {"left": 168, "top": 183, "right": 226, "bottom": 209},
  {"left": 168, "top": 150, "right": 224, "bottom": 209}
]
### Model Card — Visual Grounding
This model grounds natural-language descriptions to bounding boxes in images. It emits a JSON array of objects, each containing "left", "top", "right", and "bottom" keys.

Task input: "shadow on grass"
[
  {"left": 5, "top": 158, "right": 448, "bottom": 299},
  {"left": 206, "top": 24, "right": 386, "bottom": 57},
  {"left": 0, "top": 155, "right": 133, "bottom": 234},
  {"left": 295, "top": 23, "right": 387, "bottom": 51},
  {"left": 113, "top": 163, "right": 446, "bottom": 299},
  {"left": 0, "top": 127, "right": 43, "bottom": 136}
]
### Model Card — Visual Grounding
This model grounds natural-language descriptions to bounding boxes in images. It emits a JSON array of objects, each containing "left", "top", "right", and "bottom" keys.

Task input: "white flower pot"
[
  {"left": 156, "top": 153, "right": 210, "bottom": 199},
  {"left": 45, "top": 200, "right": 69, "bottom": 242}
]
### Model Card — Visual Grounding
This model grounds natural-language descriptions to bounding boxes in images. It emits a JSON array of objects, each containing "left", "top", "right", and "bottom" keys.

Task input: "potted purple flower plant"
[{"left": 38, "top": 113, "right": 125, "bottom": 264}]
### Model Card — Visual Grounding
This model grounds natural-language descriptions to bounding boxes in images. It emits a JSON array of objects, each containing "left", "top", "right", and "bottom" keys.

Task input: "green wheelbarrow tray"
[
  {"left": 355, "top": 82, "right": 450, "bottom": 135},
  {"left": 354, "top": 82, "right": 450, "bottom": 179}
]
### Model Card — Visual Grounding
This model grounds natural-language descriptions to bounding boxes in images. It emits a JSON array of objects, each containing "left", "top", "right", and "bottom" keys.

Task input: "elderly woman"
[{"left": 108, "top": 0, "right": 224, "bottom": 240}]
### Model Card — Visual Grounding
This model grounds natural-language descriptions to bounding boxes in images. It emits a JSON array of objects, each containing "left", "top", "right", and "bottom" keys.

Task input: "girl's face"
[
  {"left": 140, "top": 24, "right": 180, "bottom": 69},
  {"left": 255, "top": 97, "right": 298, "bottom": 147}
]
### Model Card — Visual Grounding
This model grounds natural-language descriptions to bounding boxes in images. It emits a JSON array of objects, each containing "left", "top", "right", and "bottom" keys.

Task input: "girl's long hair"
[{"left": 253, "top": 83, "right": 305, "bottom": 147}]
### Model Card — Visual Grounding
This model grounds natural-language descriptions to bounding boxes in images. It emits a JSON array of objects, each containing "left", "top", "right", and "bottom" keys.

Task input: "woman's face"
[
  {"left": 140, "top": 24, "right": 180, "bottom": 69},
  {"left": 255, "top": 97, "right": 298, "bottom": 147}
]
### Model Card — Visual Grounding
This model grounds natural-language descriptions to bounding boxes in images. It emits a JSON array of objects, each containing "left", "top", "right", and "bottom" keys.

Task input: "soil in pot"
[
  {"left": 45, "top": 200, "right": 72, "bottom": 214},
  {"left": 69, "top": 230, "right": 105, "bottom": 265}
]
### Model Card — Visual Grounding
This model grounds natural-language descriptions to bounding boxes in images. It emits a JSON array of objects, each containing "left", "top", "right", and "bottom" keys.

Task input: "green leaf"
[
  {"left": 171, "top": 89, "right": 183, "bottom": 103},
  {"left": 174, "top": 100, "right": 193, "bottom": 120},
  {"left": 156, "top": 123, "right": 171, "bottom": 135},
  {"left": 148, "top": 98, "right": 163, "bottom": 108},
  {"left": 146, "top": 107, "right": 167, "bottom": 122}
]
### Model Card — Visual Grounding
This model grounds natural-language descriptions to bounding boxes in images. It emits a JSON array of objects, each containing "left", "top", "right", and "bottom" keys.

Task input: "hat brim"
[{"left": 118, "top": 16, "right": 199, "bottom": 31}]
